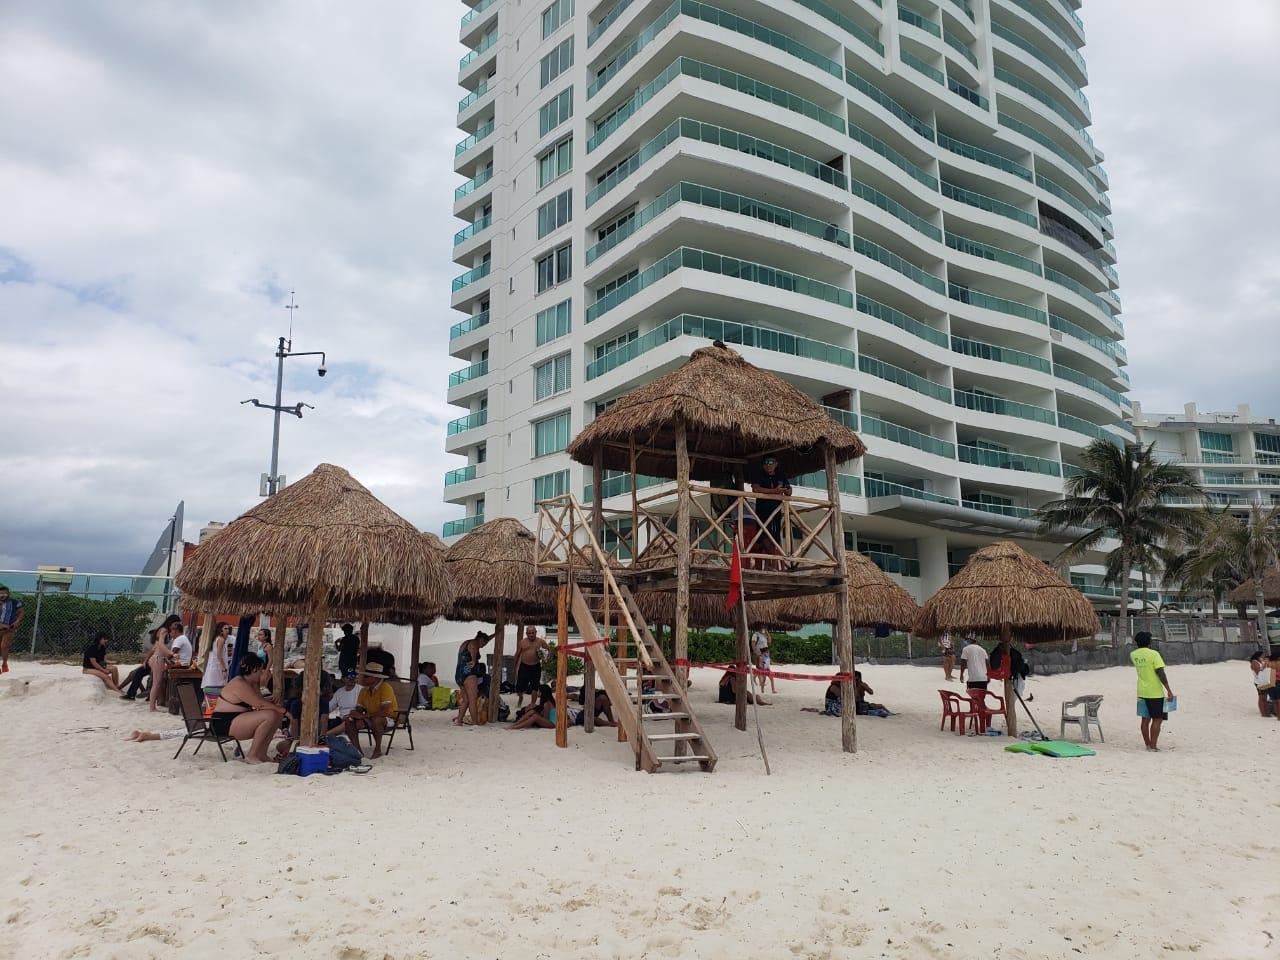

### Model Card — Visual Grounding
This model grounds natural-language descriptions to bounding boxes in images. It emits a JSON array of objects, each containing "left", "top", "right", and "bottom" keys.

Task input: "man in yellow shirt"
[
  {"left": 1130, "top": 631, "right": 1174, "bottom": 752},
  {"left": 345, "top": 662, "right": 399, "bottom": 758}
]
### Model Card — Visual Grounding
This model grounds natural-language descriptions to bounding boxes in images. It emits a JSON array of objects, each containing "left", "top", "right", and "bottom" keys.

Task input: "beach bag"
[
  {"left": 276, "top": 753, "right": 302, "bottom": 776},
  {"left": 496, "top": 700, "right": 511, "bottom": 722},
  {"left": 323, "top": 735, "right": 365, "bottom": 771}
]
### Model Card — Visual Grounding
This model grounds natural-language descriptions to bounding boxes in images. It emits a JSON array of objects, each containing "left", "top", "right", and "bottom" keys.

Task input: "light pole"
[{"left": 242, "top": 295, "right": 328, "bottom": 496}]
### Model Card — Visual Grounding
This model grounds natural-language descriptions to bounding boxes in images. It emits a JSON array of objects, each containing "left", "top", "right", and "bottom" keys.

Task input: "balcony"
[
  {"left": 861, "top": 414, "right": 956, "bottom": 459},
  {"left": 1004, "top": 0, "right": 1088, "bottom": 76},
  {"left": 947, "top": 76, "right": 989, "bottom": 110},
  {"left": 951, "top": 335, "right": 1050, "bottom": 373},
  {"left": 1045, "top": 265, "right": 1112, "bottom": 315},
  {"left": 866, "top": 477, "right": 959, "bottom": 506},
  {"left": 949, "top": 283, "right": 1048, "bottom": 326},
  {"left": 586, "top": 313, "right": 856, "bottom": 380},
  {"left": 954, "top": 389, "right": 1055, "bottom": 425},
  {"left": 447, "top": 409, "right": 489, "bottom": 436},
  {"left": 936, "top": 132, "right": 1032, "bottom": 182},
  {"left": 961, "top": 498, "right": 1036, "bottom": 519},
  {"left": 455, "top": 120, "right": 494, "bottom": 157},
  {"left": 958, "top": 444, "right": 1061, "bottom": 477},
  {"left": 458, "top": 79, "right": 490, "bottom": 115},
  {"left": 850, "top": 123, "right": 938, "bottom": 190},
  {"left": 901, "top": 49, "right": 944, "bottom": 86},
  {"left": 452, "top": 261, "right": 491, "bottom": 293},
  {"left": 792, "top": 472, "right": 864, "bottom": 497},
  {"left": 999, "top": 113, "right": 1090, "bottom": 180},
  {"left": 1049, "top": 314, "right": 1124, "bottom": 362},
  {"left": 822, "top": 406, "right": 859, "bottom": 430},
  {"left": 450, "top": 309, "right": 491, "bottom": 341},
  {"left": 995, "top": 66, "right": 1087, "bottom": 130},
  {"left": 448, "top": 359, "right": 489, "bottom": 389},
  {"left": 460, "top": 0, "right": 496, "bottom": 29},
  {"left": 1056, "top": 411, "right": 1106, "bottom": 440},
  {"left": 947, "top": 0, "right": 974, "bottom": 20},
  {"left": 588, "top": 0, "right": 634, "bottom": 46},
  {"left": 943, "top": 30, "right": 978, "bottom": 68},
  {"left": 846, "top": 70, "right": 934, "bottom": 140},
  {"left": 991, "top": 22, "right": 1089, "bottom": 110},
  {"left": 459, "top": 32, "right": 497, "bottom": 72},
  {"left": 455, "top": 168, "right": 493, "bottom": 202},
  {"left": 584, "top": 472, "right": 665, "bottom": 503},
  {"left": 853, "top": 235, "right": 946, "bottom": 295},
  {"left": 850, "top": 179, "right": 942, "bottom": 242},
  {"left": 444, "top": 465, "right": 477, "bottom": 486},
  {"left": 1054, "top": 363, "right": 1127, "bottom": 408},
  {"left": 453, "top": 213, "right": 492, "bottom": 246},
  {"left": 898, "top": 6, "right": 940, "bottom": 37},
  {"left": 866, "top": 551, "right": 921, "bottom": 578},
  {"left": 941, "top": 181, "right": 1037, "bottom": 228},
  {"left": 946, "top": 232, "right": 1042, "bottom": 276},
  {"left": 856, "top": 294, "right": 949, "bottom": 347},
  {"left": 443, "top": 515, "right": 485, "bottom": 537},
  {"left": 858, "top": 355, "right": 951, "bottom": 402}
]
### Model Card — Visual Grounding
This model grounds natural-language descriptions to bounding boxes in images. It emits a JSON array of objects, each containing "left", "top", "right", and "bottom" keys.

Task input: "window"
[
  {"left": 536, "top": 242, "right": 572, "bottom": 292},
  {"left": 597, "top": 208, "right": 635, "bottom": 243},
  {"left": 536, "top": 189, "right": 572, "bottom": 238},
  {"left": 1199, "top": 430, "right": 1235, "bottom": 464},
  {"left": 537, "top": 137, "right": 573, "bottom": 188},
  {"left": 533, "top": 411, "right": 571, "bottom": 457},
  {"left": 533, "top": 469, "right": 571, "bottom": 506},
  {"left": 541, "top": 0, "right": 574, "bottom": 39},
  {"left": 1256, "top": 432, "right": 1280, "bottom": 463},
  {"left": 594, "top": 329, "right": 638, "bottom": 360},
  {"left": 595, "top": 269, "right": 637, "bottom": 301},
  {"left": 594, "top": 396, "right": 619, "bottom": 416},
  {"left": 539, "top": 87, "right": 573, "bottom": 136},
  {"left": 540, "top": 38, "right": 574, "bottom": 88},
  {"left": 536, "top": 299, "right": 572, "bottom": 345},
  {"left": 476, "top": 443, "right": 487, "bottom": 464},
  {"left": 535, "top": 353, "right": 572, "bottom": 400}
]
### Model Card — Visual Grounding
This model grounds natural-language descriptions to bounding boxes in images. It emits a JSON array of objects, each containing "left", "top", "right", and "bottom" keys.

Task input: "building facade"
[{"left": 444, "top": 0, "right": 1127, "bottom": 600}]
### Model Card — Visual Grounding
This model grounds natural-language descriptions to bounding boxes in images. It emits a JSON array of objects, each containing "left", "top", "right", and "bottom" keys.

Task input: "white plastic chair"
[{"left": 1060, "top": 694, "right": 1104, "bottom": 742}]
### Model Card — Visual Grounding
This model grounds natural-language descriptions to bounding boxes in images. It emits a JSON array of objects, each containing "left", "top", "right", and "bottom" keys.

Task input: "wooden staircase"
[{"left": 569, "top": 578, "right": 716, "bottom": 773}]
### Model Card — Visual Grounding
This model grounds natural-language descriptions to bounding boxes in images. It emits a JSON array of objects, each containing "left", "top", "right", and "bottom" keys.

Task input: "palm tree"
[
  {"left": 1162, "top": 508, "right": 1241, "bottom": 619},
  {"left": 1036, "top": 440, "right": 1204, "bottom": 633},
  {"left": 1189, "top": 504, "right": 1280, "bottom": 641}
]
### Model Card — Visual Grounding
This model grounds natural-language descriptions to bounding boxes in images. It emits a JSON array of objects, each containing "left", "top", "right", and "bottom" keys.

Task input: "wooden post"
[
  {"left": 675, "top": 420, "right": 691, "bottom": 689},
  {"left": 825, "top": 447, "right": 857, "bottom": 754},
  {"left": 197, "top": 603, "right": 218, "bottom": 668},
  {"left": 300, "top": 588, "right": 328, "bottom": 747},
  {"left": 270, "top": 615, "right": 285, "bottom": 707},
  {"left": 617, "top": 627, "right": 629, "bottom": 742},
  {"left": 1001, "top": 622, "right": 1019, "bottom": 737},
  {"left": 734, "top": 609, "right": 749, "bottom": 731},
  {"left": 586, "top": 590, "right": 605, "bottom": 733},
  {"left": 357, "top": 622, "right": 370, "bottom": 674},
  {"left": 556, "top": 584, "right": 569, "bottom": 748},
  {"left": 409, "top": 622, "right": 423, "bottom": 708},
  {"left": 486, "top": 598, "right": 505, "bottom": 724}
]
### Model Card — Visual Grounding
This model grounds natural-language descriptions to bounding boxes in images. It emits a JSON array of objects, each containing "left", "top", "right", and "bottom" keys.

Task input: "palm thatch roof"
[
  {"left": 777, "top": 552, "right": 919, "bottom": 630},
  {"left": 1228, "top": 569, "right": 1280, "bottom": 605},
  {"left": 912, "top": 541, "right": 1100, "bottom": 643},
  {"left": 174, "top": 463, "right": 454, "bottom": 621},
  {"left": 444, "top": 517, "right": 559, "bottom": 620},
  {"left": 566, "top": 342, "right": 865, "bottom": 480},
  {"left": 632, "top": 588, "right": 796, "bottom": 631}
]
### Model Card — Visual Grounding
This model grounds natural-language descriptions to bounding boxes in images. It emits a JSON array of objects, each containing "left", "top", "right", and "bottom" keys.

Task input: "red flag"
[{"left": 725, "top": 540, "right": 742, "bottom": 611}]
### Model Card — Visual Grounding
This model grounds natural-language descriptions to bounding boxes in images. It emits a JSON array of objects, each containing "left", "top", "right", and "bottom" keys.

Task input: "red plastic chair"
[
  {"left": 968, "top": 689, "right": 1008, "bottom": 733},
  {"left": 939, "top": 690, "right": 980, "bottom": 735}
]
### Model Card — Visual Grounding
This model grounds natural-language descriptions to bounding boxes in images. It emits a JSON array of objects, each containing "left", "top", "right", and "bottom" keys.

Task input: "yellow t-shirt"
[
  {"left": 357, "top": 681, "right": 398, "bottom": 716},
  {"left": 1130, "top": 647, "right": 1166, "bottom": 699}
]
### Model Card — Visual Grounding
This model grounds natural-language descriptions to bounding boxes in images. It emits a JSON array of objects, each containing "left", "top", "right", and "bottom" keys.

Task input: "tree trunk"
[{"left": 1256, "top": 584, "right": 1270, "bottom": 652}]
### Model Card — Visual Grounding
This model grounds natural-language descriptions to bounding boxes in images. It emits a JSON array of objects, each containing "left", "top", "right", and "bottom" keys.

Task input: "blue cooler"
[{"left": 297, "top": 746, "right": 329, "bottom": 776}]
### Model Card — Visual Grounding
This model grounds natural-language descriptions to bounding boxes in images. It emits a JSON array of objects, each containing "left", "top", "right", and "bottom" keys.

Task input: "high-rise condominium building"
[{"left": 444, "top": 0, "right": 1127, "bottom": 599}]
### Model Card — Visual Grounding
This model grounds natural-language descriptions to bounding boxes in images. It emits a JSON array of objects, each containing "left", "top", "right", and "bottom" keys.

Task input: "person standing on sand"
[
  {"left": 958, "top": 636, "right": 989, "bottom": 695},
  {"left": 939, "top": 631, "right": 955, "bottom": 681},
  {"left": 0, "top": 584, "right": 25, "bottom": 673},
  {"left": 513, "top": 625, "right": 549, "bottom": 710},
  {"left": 1131, "top": 631, "right": 1174, "bottom": 752}
]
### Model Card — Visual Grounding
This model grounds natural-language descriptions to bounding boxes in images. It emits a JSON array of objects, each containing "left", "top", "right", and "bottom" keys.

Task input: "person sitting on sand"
[
  {"left": 83, "top": 632, "right": 124, "bottom": 693},
  {"left": 853, "top": 670, "right": 891, "bottom": 717},
  {"left": 508, "top": 683, "right": 557, "bottom": 730},
  {"left": 570, "top": 686, "right": 617, "bottom": 727},
  {"left": 211, "top": 654, "right": 287, "bottom": 764},
  {"left": 345, "top": 662, "right": 398, "bottom": 758},
  {"left": 823, "top": 679, "right": 843, "bottom": 716},
  {"left": 718, "top": 669, "right": 769, "bottom": 706}
]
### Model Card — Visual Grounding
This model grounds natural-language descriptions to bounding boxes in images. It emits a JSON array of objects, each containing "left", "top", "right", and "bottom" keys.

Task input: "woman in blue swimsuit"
[{"left": 454, "top": 630, "right": 492, "bottom": 726}]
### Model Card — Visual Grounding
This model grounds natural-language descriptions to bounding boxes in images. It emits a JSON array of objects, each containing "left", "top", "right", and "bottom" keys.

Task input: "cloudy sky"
[{"left": 1, "top": 1, "right": 1276, "bottom": 574}]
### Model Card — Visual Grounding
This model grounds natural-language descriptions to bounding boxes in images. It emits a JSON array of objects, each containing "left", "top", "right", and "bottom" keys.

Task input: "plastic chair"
[
  {"left": 968, "top": 689, "right": 1007, "bottom": 734},
  {"left": 939, "top": 689, "right": 980, "bottom": 735},
  {"left": 1060, "top": 695, "right": 1104, "bottom": 742}
]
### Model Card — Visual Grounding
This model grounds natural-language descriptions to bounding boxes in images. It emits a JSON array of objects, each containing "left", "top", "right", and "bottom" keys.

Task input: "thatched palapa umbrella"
[
  {"left": 913, "top": 541, "right": 1100, "bottom": 736},
  {"left": 566, "top": 342, "right": 867, "bottom": 750},
  {"left": 175, "top": 463, "right": 454, "bottom": 747},
  {"left": 778, "top": 551, "right": 920, "bottom": 632},
  {"left": 444, "top": 517, "right": 559, "bottom": 721},
  {"left": 1228, "top": 569, "right": 1280, "bottom": 607}
]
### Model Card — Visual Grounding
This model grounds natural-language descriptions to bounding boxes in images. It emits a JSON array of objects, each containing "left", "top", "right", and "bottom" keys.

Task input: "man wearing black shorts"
[
  {"left": 513, "top": 625, "right": 548, "bottom": 711},
  {"left": 1130, "top": 631, "right": 1174, "bottom": 752}
]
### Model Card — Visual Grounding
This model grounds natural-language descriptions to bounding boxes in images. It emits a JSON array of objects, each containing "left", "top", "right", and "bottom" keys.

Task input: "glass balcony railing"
[
  {"left": 451, "top": 260, "right": 491, "bottom": 293},
  {"left": 997, "top": 113, "right": 1089, "bottom": 179},
  {"left": 853, "top": 236, "right": 946, "bottom": 294},
  {"left": 443, "top": 515, "right": 485, "bottom": 537},
  {"left": 865, "top": 477, "right": 959, "bottom": 506},
  {"left": 943, "top": 30, "right": 978, "bottom": 67},
  {"left": 453, "top": 213, "right": 492, "bottom": 246},
  {"left": 587, "top": 118, "right": 847, "bottom": 208},
  {"left": 588, "top": 0, "right": 634, "bottom": 46},
  {"left": 686, "top": 0, "right": 843, "bottom": 80},
  {"left": 583, "top": 472, "right": 666, "bottom": 503},
  {"left": 1061, "top": 463, "right": 1084, "bottom": 479},
  {"left": 995, "top": 67, "right": 1085, "bottom": 130},
  {"left": 586, "top": 181, "right": 850, "bottom": 264},
  {"left": 898, "top": 6, "right": 940, "bottom": 37},
  {"left": 790, "top": 0, "right": 882, "bottom": 55},
  {"left": 1057, "top": 411, "right": 1106, "bottom": 440},
  {"left": 1036, "top": 175, "right": 1106, "bottom": 234},
  {"left": 454, "top": 120, "right": 494, "bottom": 157},
  {"left": 859, "top": 355, "right": 951, "bottom": 402},
  {"left": 861, "top": 414, "right": 956, "bottom": 458},
  {"left": 959, "top": 444, "right": 1061, "bottom": 477},
  {"left": 454, "top": 168, "right": 493, "bottom": 201},
  {"left": 946, "top": 232, "right": 1042, "bottom": 275},
  {"left": 447, "top": 409, "right": 489, "bottom": 435},
  {"left": 991, "top": 23, "right": 1089, "bottom": 111},
  {"left": 449, "top": 310, "right": 491, "bottom": 340},
  {"left": 585, "top": 313, "right": 856, "bottom": 380},
  {"left": 589, "top": 57, "right": 845, "bottom": 153},
  {"left": 792, "top": 472, "right": 863, "bottom": 498},
  {"left": 936, "top": 132, "right": 1032, "bottom": 181},
  {"left": 1054, "top": 364, "right": 1128, "bottom": 408},
  {"left": 900, "top": 49, "right": 944, "bottom": 85},
  {"left": 585, "top": 247, "right": 853, "bottom": 323},
  {"left": 1005, "top": 0, "right": 1088, "bottom": 76},
  {"left": 951, "top": 335, "right": 1050, "bottom": 373},
  {"left": 822, "top": 406, "right": 859, "bottom": 430},
  {"left": 850, "top": 123, "right": 938, "bottom": 190},
  {"left": 459, "top": 32, "right": 496, "bottom": 71},
  {"left": 947, "top": 0, "right": 974, "bottom": 20},
  {"left": 949, "top": 283, "right": 1048, "bottom": 325},
  {"left": 962, "top": 499, "right": 1036, "bottom": 519},
  {"left": 955, "top": 389, "right": 1055, "bottom": 424},
  {"left": 448, "top": 360, "right": 489, "bottom": 389},
  {"left": 1045, "top": 266, "right": 1112, "bottom": 315},
  {"left": 444, "top": 465, "right": 477, "bottom": 486},
  {"left": 1048, "top": 314, "right": 1124, "bottom": 361},
  {"left": 866, "top": 550, "right": 922, "bottom": 577},
  {"left": 941, "top": 181, "right": 1037, "bottom": 227},
  {"left": 849, "top": 179, "right": 942, "bottom": 242},
  {"left": 947, "top": 76, "right": 989, "bottom": 110},
  {"left": 856, "top": 294, "right": 948, "bottom": 347},
  {"left": 458, "top": 79, "right": 490, "bottom": 114},
  {"left": 846, "top": 70, "right": 934, "bottom": 140},
  {"left": 460, "top": 0, "right": 497, "bottom": 29},
  {"left": 589, "top": 1, "right": 681, "bottom": 99}
]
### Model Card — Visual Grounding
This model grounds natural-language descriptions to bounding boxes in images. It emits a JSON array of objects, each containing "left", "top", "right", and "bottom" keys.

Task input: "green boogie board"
[{"left": 1004, "top": 740, "right": 1096, "bottom": 758}]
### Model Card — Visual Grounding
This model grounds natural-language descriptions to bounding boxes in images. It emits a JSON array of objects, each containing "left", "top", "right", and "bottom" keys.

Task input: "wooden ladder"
[{"left": 569, "top": 578, "right": 717, "bottom": 773}]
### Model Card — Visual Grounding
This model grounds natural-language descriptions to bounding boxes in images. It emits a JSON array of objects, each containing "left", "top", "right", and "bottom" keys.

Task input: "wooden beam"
[
  {"left": 409, "top": 622, "right": 423, "bottom": 708},
  {"left": 555, "top": 585, "right": 568, "bottom": 749},
  {"left": 825, "top": 446, "right": 857, "bottom": 754},
  {"left": 300, "top": 586, "right": 328, "bottom": 747},
  {"left": 486, "top": 598, "right": 505, "bottom": 724},
  {"left": 1001, "top": 623, "right": 1019, "bottom": 737},
  {"left": 674, "top": 420, "right": 691, "bottom": 690}
]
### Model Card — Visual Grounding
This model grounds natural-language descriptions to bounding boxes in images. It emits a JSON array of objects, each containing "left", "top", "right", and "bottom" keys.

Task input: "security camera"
[{"left": 317, "top": 365, "right": 327, "bottom": 377}]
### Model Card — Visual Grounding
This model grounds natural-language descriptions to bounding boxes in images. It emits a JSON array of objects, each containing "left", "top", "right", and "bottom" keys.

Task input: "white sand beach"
[{"left": 1, "top": 659, "right": 1276, "bottom": 960}]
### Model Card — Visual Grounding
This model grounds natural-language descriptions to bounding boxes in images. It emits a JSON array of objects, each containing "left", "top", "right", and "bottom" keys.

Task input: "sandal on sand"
[{"left": 351, "top": 764, "right": 373, "bottom": 774}]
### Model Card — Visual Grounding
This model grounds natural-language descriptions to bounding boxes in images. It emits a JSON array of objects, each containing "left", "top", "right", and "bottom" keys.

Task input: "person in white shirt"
[
  {"left": 167, "top": 622, "right": 193, "bottom": 667},
  {"left": 330, "top": 671, "right": 362, "bottom": 720},
  {"left": 958, "top": 637, "right": 989, "bottom": 694},
  {"left": 201, "top": 622, "right": 232, "bottom": 707},
  {"left": 751, "top": 625, "right": 776, "bottom": 694}
]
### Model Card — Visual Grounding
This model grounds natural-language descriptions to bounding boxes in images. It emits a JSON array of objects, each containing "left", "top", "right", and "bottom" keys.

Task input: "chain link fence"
[{"left": 0, "top": 570, "right": 173, "bottom": 661}]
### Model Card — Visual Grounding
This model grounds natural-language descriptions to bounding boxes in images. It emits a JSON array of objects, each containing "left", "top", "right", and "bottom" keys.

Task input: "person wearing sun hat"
[{"left": 345, "top": 662, "right": 398, "bottom": 758}]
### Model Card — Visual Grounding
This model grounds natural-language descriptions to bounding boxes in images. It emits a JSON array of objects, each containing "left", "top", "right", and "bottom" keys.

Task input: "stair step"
[
  {"left": 646, "top": 732, "right": 703, "bottom": 742},
  {"left": 641, "top": 712, "right": 689, "bottom": 721},
  {"left": 656, "top": 755, "right": 713, "bottom": 763}
]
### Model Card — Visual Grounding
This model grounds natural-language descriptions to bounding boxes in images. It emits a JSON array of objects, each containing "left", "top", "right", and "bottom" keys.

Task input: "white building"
[{"left": 444, "top": 0, "right": 1127, "bottom": 600}]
